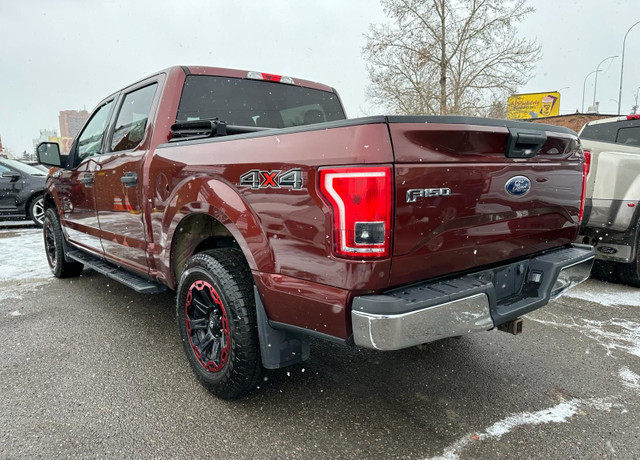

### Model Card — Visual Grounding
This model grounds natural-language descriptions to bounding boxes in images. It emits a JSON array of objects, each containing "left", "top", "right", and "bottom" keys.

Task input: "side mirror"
[
  {"left": 37, "top": 142, "right": 62, "bottom": 167},
  {"left": 1, "top": 171, "right": 20, "bottom": 182}
]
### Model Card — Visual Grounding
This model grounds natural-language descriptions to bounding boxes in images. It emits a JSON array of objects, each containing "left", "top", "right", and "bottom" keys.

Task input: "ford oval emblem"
[{"left": 505, "top": 176, "right": 531, "bottom": 197}]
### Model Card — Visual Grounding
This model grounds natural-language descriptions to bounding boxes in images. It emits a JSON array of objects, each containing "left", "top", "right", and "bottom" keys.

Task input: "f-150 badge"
[
  {"left": 406, "top": 188, "right": 451, "bottom": 203},
  {"left": 240, "top": 169, "right": 303, "bottom": 190}
]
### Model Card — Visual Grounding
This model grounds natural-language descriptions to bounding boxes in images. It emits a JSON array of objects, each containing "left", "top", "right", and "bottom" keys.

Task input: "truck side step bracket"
[{"left": 66, "top": 249, "right": 167, "bottom": 294}]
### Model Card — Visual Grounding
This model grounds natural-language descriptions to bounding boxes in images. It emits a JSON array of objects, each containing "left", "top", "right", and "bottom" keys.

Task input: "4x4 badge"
[{"left": 240, "top": 169, "right": 303, "bottom": 190}]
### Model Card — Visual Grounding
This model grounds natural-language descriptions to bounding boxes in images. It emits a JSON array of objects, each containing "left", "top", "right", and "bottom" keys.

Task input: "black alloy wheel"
[
  {"left": 44, "top": 216, "right": 58, "bottom": 269},
  {"left": 42, "top": 208, "right": 84, "bottom": 278},
  {"left": 184, "top": 280, "right": 231, "bottom": 372},
  {"left": 177, "top": 249, "right": 262, "bottom": 399}
]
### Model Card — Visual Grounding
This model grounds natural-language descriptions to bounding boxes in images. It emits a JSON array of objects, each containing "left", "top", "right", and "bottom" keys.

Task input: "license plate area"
[{"left": 493, "top": 261, "right": 529, "bottom": 303}]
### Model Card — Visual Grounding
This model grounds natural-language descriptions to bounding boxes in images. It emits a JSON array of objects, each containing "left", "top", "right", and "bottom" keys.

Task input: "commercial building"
[
  {"left": 58, "top": 110, "right": 89, "bottom": 138},
  {"left": 32, "top": 129, "right": 59, "bottom": 152}
]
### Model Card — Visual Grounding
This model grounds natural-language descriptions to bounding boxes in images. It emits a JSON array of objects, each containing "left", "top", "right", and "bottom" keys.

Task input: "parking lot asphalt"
[{"left": 1, "top": 227, "right": 639, "bottom": 459}]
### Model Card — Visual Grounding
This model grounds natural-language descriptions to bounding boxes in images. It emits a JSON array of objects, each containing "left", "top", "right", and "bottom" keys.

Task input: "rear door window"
[
  {"left": 176, "top": 75, "right": 345, "bottom": 128},
  {"left": 111, "top": 83, "right": 158, "bottom": 152}
]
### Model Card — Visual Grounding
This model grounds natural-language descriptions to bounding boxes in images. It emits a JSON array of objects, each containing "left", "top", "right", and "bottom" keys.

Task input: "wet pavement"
[{"left": 1, "top": 227, "right": 639, "bottom": 459}]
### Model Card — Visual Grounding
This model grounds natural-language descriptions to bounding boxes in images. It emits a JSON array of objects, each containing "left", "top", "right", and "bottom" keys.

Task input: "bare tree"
[{"left": 363, "top": 0, "right": 541, "bottom": 117}]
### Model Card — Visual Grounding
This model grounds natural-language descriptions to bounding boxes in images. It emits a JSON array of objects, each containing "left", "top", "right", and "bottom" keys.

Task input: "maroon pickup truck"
[{"left": 37, "top": 65, "right": 594, "bottom": 399}]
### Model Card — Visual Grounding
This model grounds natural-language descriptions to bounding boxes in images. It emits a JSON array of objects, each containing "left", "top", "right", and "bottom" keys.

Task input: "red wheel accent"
[{"left": 184, "top": 280, "right": 231, "bottom": 373}]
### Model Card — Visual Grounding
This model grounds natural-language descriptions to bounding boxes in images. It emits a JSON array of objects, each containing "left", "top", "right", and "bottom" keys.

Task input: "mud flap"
[{"left": 254, "top": 286, "right": 310, "bottom": 369}]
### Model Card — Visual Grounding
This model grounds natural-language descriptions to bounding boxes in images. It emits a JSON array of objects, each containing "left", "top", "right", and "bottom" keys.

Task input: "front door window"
[{"left": 77, "top": 100, "right": 114, "bottom": 161}]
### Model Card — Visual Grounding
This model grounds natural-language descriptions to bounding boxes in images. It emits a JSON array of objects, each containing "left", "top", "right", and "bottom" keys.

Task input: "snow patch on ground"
[
  {"left": 563, "top": 284, "right": 640, "bottom": 307},
  {"left": 0, "top": 280, "right": 52, "bottom": 304},
  {"left": 0, "top": 229, "right": 52, "bottom": 281},
  {"left": 529, "top": 314, "right": 640, "bottom": 358},
  {"left": 619, "top": 367, "right": 640, "bottom": 391},
  {"left": 425, "top": 398, "right": 622, "bottom": 460},
  {"left": 480, "top": 401, "right": 580, "bottom": 440}
]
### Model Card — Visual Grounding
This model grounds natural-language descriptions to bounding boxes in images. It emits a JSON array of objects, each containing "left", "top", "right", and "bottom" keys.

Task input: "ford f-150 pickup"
[
  {"left": 578, "top": 114, "right": 640, "bottom": 286},
  {"left": 37, "top": 66, "right": 595, "bottom": 399}
]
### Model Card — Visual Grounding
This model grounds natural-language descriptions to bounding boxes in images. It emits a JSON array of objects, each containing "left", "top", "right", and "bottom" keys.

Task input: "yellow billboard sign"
[{"left": 507, "top": 92, "right": 560, "bottom": 119}]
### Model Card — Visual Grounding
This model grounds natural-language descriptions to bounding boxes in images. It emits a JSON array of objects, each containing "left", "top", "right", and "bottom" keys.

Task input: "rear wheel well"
[{"left": 171, "top": 213, "right": 244, "bottom": 284}]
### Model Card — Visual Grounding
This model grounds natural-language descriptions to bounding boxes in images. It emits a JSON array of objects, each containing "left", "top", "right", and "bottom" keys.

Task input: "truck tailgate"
[{"left": 388, "top": 116, "right": 584, "bottom": 287}]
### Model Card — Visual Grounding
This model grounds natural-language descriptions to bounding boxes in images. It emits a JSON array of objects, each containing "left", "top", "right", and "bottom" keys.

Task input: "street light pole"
[
  {"left": 633, "top": 86, "right": 640, "bottom": 114},
  {"left": 593, "top": 55, "right": 618, "bottom": 110},
  {"left": 582, "top": 70, "right": 600, "bottom": 112},
  {"left": 556, "top": 87, "right": 569, "bottom": 113},
  {"left": 617, "top": 20, "right": 640, "bottom": 115}
]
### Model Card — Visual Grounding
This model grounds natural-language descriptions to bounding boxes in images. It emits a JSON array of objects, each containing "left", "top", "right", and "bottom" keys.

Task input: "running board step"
[{"left": 67, "top": 249, "right": 167, "bottom": 294}]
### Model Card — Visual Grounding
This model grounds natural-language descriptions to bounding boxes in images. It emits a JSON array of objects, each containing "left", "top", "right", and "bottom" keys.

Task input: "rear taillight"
[
  {"left": 579, "top": 149, "right": 591, "bottom": 223},
  {"left": 319, "top": 166, "right": 393, "bottom": 259}
]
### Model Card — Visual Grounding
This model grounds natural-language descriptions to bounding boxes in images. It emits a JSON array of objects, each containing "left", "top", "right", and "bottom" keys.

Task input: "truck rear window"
[
  {"left": 176, "top": 75, "right": 346, "bottom": 129},
  {"left": 617, "top": 126, "right": 640, "bottom": 147},
  {"left": 581, "top": 119, "right": 640, "bottom": 146}
]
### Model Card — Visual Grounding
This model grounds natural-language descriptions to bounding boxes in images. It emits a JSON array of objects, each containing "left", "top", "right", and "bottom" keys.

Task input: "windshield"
[
  {"left": 1, "top": 159, "right": 47, "bottom": 176},
  {"left": 176, "top": 75, "right": 346, "bottom": 128}
]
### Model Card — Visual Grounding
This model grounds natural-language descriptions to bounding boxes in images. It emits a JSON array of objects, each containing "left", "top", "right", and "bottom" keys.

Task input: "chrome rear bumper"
[
  {"left": 352, "top": 293, "right": 493, "bottom": 351},
  {"left": 352, "top": 244, "right": 594, "bottom": 351},
  {"left": 550, "top": 256, "right": 595, "bottom": 299}
]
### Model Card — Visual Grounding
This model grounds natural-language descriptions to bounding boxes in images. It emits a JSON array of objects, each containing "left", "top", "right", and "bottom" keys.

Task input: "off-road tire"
[
  {"left": 176, "top": 249, "right": 262, "bottom": 399},
  {"left": 591, "top": 260, "right": 620, "bottom": 283},
  {"left": 43, "top": 208, "right": 84, "bottom": 278},
  {"left": 29, "top": 195, "right": 45, "bottom": 227},
  {"left": 619, "top": 247, "right": 640, "bottom": 287}
]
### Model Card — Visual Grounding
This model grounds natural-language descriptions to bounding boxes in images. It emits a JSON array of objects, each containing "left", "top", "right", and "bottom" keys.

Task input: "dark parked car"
[{"left": 0, "top": 158, "right": 47, "bottom": 226}]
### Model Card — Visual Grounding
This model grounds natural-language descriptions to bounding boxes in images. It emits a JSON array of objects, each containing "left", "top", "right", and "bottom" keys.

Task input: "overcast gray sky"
[{"left": 1, "top": 0, "right": 638, "bottom": 154}]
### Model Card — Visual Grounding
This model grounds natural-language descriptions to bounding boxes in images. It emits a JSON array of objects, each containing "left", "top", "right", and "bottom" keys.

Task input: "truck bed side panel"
[{"left": 149, "top": 123, "right": 394, "bottom": 338}]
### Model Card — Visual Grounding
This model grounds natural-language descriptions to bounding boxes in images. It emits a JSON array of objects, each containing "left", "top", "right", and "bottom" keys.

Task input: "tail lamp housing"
[
  {"left": 318, "top": 166, "right": 393, "bottom": 259},
  {"left": 579, "top": 149, "right": 591, "bottom": 223}
]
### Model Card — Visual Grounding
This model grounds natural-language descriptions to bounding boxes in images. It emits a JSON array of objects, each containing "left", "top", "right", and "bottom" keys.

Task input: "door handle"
[
  {"left": 120, "top": 172, "right": 138, "bottom": 187},
  {"left": 79, "top": 173, "right": 94, "bottom": 186}
]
